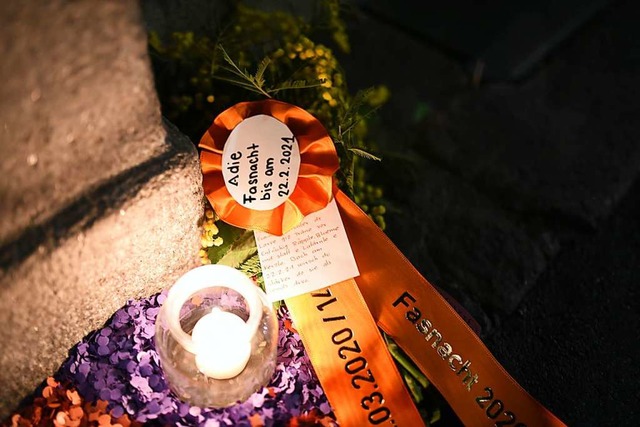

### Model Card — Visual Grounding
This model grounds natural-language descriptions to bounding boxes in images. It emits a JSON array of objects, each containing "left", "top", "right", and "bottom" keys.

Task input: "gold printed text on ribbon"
[
  {"left": 287, "top": 280, "right": 425, "bottom": 427},
  {"left": 335, "top": 191, "right": 567, "bottom": 427}
]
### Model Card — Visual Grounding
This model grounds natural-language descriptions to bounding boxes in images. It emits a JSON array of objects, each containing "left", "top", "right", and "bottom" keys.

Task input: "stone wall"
[{"left": 0, "top": 1, "right": 203, "bottom": 417}]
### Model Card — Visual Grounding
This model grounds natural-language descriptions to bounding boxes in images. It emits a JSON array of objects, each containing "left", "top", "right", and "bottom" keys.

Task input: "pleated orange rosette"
[
  {"left": 199, "top": 100, "right": 567, "bottom": 427},
  {"left": 199, "top": 100, "right": 339, "bottom": 235}
]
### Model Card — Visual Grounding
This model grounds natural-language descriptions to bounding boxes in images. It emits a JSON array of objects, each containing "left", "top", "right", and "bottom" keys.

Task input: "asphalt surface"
[{"left": 342, "top": 1, "right": 640, "bottom": 425}]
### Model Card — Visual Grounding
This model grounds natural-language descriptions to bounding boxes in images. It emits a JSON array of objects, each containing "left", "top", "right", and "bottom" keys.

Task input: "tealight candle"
[
  {"left": 155, "top": 265, "right": 278, "bottom": 407},
  {"left": 162, "top": 266, "right": 261, "bottom": 377},
  {"left": 191, "top": 308, "right": 252, "bottom": 379}
]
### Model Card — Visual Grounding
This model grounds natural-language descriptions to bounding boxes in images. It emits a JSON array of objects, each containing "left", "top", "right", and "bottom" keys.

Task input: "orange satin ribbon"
[
  {"left": 200, "top": 100, "right": 423, "bottom": 425},
  {"left": 332, "top": 191, "right": 566, "bottom": 427},
  {"left": 199, "top": 100, "right": 567, "bottom": 427},
  {"left": 287, "top": 280, "right": 425, "bottom": 427}
]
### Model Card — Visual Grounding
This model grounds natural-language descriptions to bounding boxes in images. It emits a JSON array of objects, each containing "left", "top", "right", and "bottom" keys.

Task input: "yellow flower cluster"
[
  {"left": 325, "top": 0, "right": 350, "bottom": 53},
  {"left": 353, "top": 167, "right": 387, "bottom": 230},
  {"left": 150, "top": 2, "right": 390, "bottom": 231},
  {"left": 276, "top": 34, "right": 344, "bottom": 113},
  {"left": 149, "top": 30, "right": 216, "bottom": 118},
  {"left": 199, "top": 208, "right": 223, "bottom": 264},
  {"left": 232, "top": 4, "right": 305, "bottom": 46}
]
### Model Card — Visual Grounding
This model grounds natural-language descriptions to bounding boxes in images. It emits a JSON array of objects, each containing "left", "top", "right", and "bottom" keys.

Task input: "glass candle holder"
[{"left": 155, "top": 265, "right": 278, "bottom": 407}]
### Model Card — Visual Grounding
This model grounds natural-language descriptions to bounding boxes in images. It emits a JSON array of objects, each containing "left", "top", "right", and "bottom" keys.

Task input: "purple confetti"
[
  {"left": 111, "top": 404, "right": 125, "bottom": 418},
  {"left": 53, "top": 292, "right": 335, "bottom": 426}
]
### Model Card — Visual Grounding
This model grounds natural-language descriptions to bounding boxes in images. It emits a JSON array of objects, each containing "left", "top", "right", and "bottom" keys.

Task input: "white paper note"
[{"left": 255, "top": 199, "right": 360, "bottom": 301}]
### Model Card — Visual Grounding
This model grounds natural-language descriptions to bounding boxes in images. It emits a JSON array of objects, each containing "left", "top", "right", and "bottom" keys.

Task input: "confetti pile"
[
  {"left": 6, "top": 293, "right": 336, "bottom": 427},
  {"left": 7, "top": 377, "right": 140, "bottom": 427}
]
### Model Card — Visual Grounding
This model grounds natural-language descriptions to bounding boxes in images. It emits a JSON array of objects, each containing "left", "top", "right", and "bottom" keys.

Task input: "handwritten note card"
[{"left": 255, "top": 199, "right": 360, "bottom": 302}]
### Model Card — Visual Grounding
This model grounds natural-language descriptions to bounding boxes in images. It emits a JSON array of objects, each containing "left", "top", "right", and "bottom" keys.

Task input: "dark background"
[{"left": 341, "top": 1, "right": 640, "bottom": 425}]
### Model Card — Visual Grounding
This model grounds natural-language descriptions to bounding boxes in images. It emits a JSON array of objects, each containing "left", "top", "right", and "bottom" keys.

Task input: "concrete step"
[{"left": 0, "top": 1, "right": 203, "bottom": 417}]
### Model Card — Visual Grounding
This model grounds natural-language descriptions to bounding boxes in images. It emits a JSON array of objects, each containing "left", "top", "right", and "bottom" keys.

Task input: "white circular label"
[{"left": 222, "top": 115, "right": 301, "bottom": 210}]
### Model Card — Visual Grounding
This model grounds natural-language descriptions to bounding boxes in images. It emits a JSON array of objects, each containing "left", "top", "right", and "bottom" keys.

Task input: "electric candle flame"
[
  {"left": 162, "top": 265, "right": 262, "bottom": 379},
  {"left": 155, "top": 264, "right": 278, "bottom": 407},
  {"left": 191, "top": 308, "right": 252, "bottom": 379}
]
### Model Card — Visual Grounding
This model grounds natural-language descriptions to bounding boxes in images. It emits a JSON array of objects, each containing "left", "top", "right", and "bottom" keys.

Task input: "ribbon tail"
[
  {"left": 286, "top": 279, "right": 425, "bottom": 427},
  {"left": 335, "top": 190, "right": 567, "bottom": 427}
]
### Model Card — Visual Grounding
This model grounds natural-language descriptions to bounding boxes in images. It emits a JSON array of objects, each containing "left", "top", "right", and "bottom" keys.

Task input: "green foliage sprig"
[
  {"left": 215, "top": 45, "right": 327, "bottom": 97},
  {"left": 149, "top": 2, "right": 389, "bottom": 212}
]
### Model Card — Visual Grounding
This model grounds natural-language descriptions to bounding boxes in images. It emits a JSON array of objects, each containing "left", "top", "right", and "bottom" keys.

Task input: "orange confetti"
[
  {"left": 54, "top": 411, "right": 68, "bottom": 426},
  {"left": 66, "top": 390, "right": 81, "bottom": 406},
  {"left": 284, "top": 319, "right": 298, "bottom": 334},
  {"left": 42, "top": 386, "right": 54, "bottom": 398},
  {"left": 86, "top": 402, "right": 102, "bottom": 422},
  {"left": 288, "top": 410, "right": 337, "bottom": 427},
  {"left": 98, "top": 413, "right": 112, "bottom": 426},
  {"left": 68, "top": 406, "right": 84, "bottom": 420},
  {"left": 249, "top": 413, "right": 264, "bottom": 427},
  {"left": 114, "top": 415, "right": 133, "bottom": 427}
]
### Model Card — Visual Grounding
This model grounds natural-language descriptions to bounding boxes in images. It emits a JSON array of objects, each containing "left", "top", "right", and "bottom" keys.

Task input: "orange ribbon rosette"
[
  {"left": 199, "top": 100, "right": 339, "bottom": 235},
  {"left": 199, "top": 100, "right": 567, "bottom": 427}
]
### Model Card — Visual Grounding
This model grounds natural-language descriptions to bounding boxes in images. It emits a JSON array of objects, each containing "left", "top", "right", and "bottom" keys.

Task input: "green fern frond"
[
  {"left": 214, "top": 45, "right": 272, "bottom": 98},
  {"left": 254, "top": 56, "right": 271, "bottom": 88},
  {"left": 217, "top": 230, "right": 258, "bottom": 268},
  {"left": 348, "top": 148, "right": 381, "bottom": 161},
  {"left": 269, "top": 78, "right": 325, "bottom": 94},
  {"left": 238, "top": 253, "right": 265, "bottom": 291}
]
